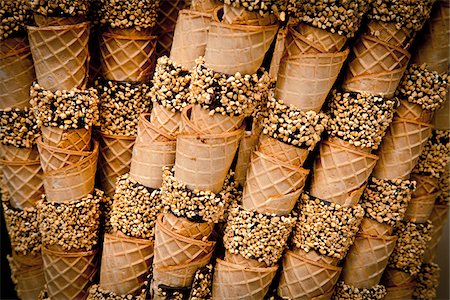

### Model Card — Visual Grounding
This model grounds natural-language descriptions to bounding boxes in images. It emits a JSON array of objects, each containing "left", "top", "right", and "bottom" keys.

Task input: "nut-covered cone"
[
  {"left": 277, "top": 250, "right": 342, "bottom": 300},
  {"left": 189, "top": 104, "right": 245, "bottom": 135},
  {"left": 41, "top": 126, "right": 92, "bottom": 152},
  {"left": 423, "top": 204, "right": 449, "bottom": 262},
  {"left": 222, "top": 4, "right": 276, "bottom": 26},
  {"left": 99, "top": 28, "right": 157, "bottom": 82},
  {"left": 382, "top": 268, "right": 415, "bottom": 287},
  {"left": 204, "top": 19, "right": 278, "bottom": 75},
  {"left": 341, "top": 233, "right": 398, "bottom": 289},
  {"left": 42, "top": 247, "right": 98, "bottom": 300},
  {"left": 384, "top": 284, "right": 416, "bottom": 300},
  {"left": 310, "top": 137, "right": 378, "bottom": 205},
  {"left": 359, "top": 218, "right": 393, "bottom": 237},
  {"left": 275, "top": 49, "right": 349, "bottom": 112},
  {"left": 235, "top": 122, "right": 262, "bottom": 187},
  {"left": 366, "top": 21, "right": 413, "bottom": 49},
  {"left": 99, "top": 232, "right": 154, "bottom": 296},
  {"left": 1, "top": 159, "right": 43, "bottom": 209},
  {"left": 0, "top": 144, "right": 39, "bottom": 161},
  {"left": 396, "top": 100, "right": 434, "bottom": 124},
  {"left": 404, "top": 192, "right": 440, "bottom": 223},
  {"left": 98, "top": 132, "right": 135, "bottom": 197},
  {"left": 212, "top": 258, "right": 277, "bottom": 300},
  {"left": 43, "top": 140, "right": 98, "bottom": 203},
  {"left": 411, "top": 173, "right": 440, "bottom": 197},
  {"left": 170, "top": 9, "right": 212, "bottom": 69},
  {"left": 174, "top": 125, "right": 243, "bottom": 193},
  {"left": 162, "top": 213, "right": 214, "bottom": 240},
  {"left": 0, "top": 37, "right": 35, "bottom": 110},
  {"left": 27, "top": 22, "right": 90, "bottom": 91},
  {"left": 150, "top": 102, "right": 184, "bottom": 136},
  {"left": 258, "top": 134, "right": 310, "bottom": 168},
  {"left": 373, "top": 118, "right": 432, "bottom": 180},
  {"left": 130, "top": 141, "right": 176, "bottom": 188},
  {"left": 137, "top": 113, "right": 175, "bottom": 144},
  {"left": 242, "top": 151, "right": 309, "bottom": 214}
]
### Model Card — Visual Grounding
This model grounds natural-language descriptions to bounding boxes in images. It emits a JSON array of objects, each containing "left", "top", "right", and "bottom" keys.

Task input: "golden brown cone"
[
  {"left": 33, "top": 14, "right": 85, "bottom": 27},
  {"left": 396, "top": 100, "right": 434, "bottom": 124},
  {"left": 99, "top": 28, "right": 157, "bottom": 82},
  {"left": 0, "top": 145, "right": 39, "bottom": 161},
  {"left": 224, "top": 252, "right": 267, "bottom": 268},
  {"left": 8, "top": 255, "right": 45, "bottom": 300},
  {"left": 98, "top": 132, "right": 135, "bottom": 197},
  {"left": 162, "top": 213, "right": 214, "bottom": 240},
  {"left": 153, "top": 214, "right": 215, "bottom": 268},
  {"left": 245, "top": 188, "right": 302, "bottom": 216},
  {"left": 404, "top": 191, "right": 440, "bottom": 223},
  {"left": 43, "top": 140, "right": 98, "bottom": 203},
  {"left": 433, "top": 97, "right": 450, "bottom": 130},
  {"left": 291, "top": 248, "right": 340, "bottom": 267},
  {"left": 382, "top": 267, "right": 415, "bottom": 287},
  {"left": 359, "top": 218, "right": 393, "bottom": 237},
  {"left": 150, "top": 102, "right": 183, "bottom": 136},
  {"left": 212, "top": 258, "right": 277, "bottom": 300},
  {"left": 189, "top": 104, "right": 245, "bottom": 135},
  {"left": 42, "top": 247, "right": 98, "bottom": 300},
  {"left": 156, "top": 0, "right": 188, "bottom": 34},
  {"left": 0, "top": 39, "right": 35, "bottom": 110},
  {"left": 309, "top": 137, "right": 378, "bottom": 205},
  {"left": 235, "top": 121, "right": 262, "bottom": 187},
  {"left": 366, "top": 21, "right": 413, "bottom": 49},
  {"left": 295, "top": 23, "right": 347, "bottom": 53},
  {"left": 423, "top": 204, "right": 449, "bottom": 263},
  {"left": 258, "top": 134, "right": 310, "bottom": 168},
  {"left": 275, "top": 49, "right": 349, "bottom": 112},
  {"left": 137, "top": 113, "right": 175, "bottom": 144},
  {"left": 373, "top": 118, "right": 432, "bottom": 180},
  {"left": 269, "top": 28, "right": 287, "bottom": 80},
  {"left": 130, "top": 140, "right": 176, "bottom": 188},
  {"left": 384, "top": 284, "right": 416, "bottom": 300},
  {"left": 11, "top": 251, "right": 43, "bottom": 268},
  {"left": 222, "top": 4, "right": 276, "bottom": 26},
  {"left": 242, "top": 151, "right": 309, "bottom": 214},
  {"left": 277, "top": 250, "right": 342, "bottom": 300},
  {"left": 411, "top": 173, "right": 440, "bottom": 197},
  {"left": 99, "top": 231, "right": 154, "bottom": 296},
  {"left": 191, "top": 0, "right": 221, "bottom": 13},
  {"left": 341, "top": 233, "right": 398, "bottom": 289},
  {"left": 204, "top": 19, "right": 278, "bottom": 75},
  {"left": 41, "top": 126, "right": 92, "bottom": 152},
  {"left": 174, "top": 125, "right": 243, "bottom": 193},
  {"left": 1, "top": 159, "right": 43, "bottom": 209},
  {"left": 170, "top": 9, "right": 212, "bottom": 69},
  {"left": 27, "top": 22, "right": 90, "bottom": 91}
]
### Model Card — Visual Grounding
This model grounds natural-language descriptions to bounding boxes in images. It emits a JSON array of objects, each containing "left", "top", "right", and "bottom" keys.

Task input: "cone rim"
[
  {"left": 42, "top": 245, "right": 98, "bottom": 257},
  {"left": 360, "top": 34, "right": 411, "bottom": 58},
  {"left": 101, "top": 31, "right": 158, "bottom": 41},
  {"left": 99, "top": 131, "right": 137, "bottom": 140},
  {"left": 139, "top": 113, "right": 176, "bottom": 140},
  {"left": 285, "top": 250, "right": 342, "bottom": 271},
  {"left": 216, "top": 258, "right": 278, "bottom": 272},
  {"left": 36, "top": 136, "right": 93, "bottom": 156},
  {"left": 392, "top": 117, "right": 434, "bottom": 128},
  {"left": 288, "top": 47, "right": 350, "bottom": 60},
  {"left": 177, "top": 120, "right": 245, "bottom": 139},
  {"left": 356, "top": 232, "right": 398, "bottom": 242},
  {"left": 252, "top": 150, "right": 310, "bottom": 176},
  {"left": 322, "top": 138, "right": 379, "bottom": 160},
  {"left": 0, "top": 157, "right": 41, "bottom": 166},
  {"left": 211, "top": 13, "right": 278, "bottom": 31},
  {"left": 27, "top": 21, "right": 90, "bottom": 32},
  {"left": 105, "top": 231, "right": 155, "bottom": 246}
]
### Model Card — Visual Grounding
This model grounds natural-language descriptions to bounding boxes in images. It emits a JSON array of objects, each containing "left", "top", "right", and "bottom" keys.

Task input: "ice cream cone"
[
  {"left": 235, "top": 121, "right": 262, "bottom": 187},
  {"left": 295, "top": 23, "right": 347, "bottom": 53},
  {"left": 285, "top": 26, "right": 325, "bottom": 56},
  {"left": 411, "top": 173, "right": 440, "bottom": 197},
  {"left": 204, "top": 20, "right": 278, "bottom": 75},
  {"left": 189, "top": 104, "right": 245, "bottom": 134},
  {"left": 150, "top": 102, "right": 183, "bottom": 136},
  {"left": 33, "top": 14, "right": 85, "bottom": 27},
  {"left": 27, "top": 22, "right": 90, "bottom": 91},
  {"left": 382, "top": 267, "right": 415, "bottom": 287},
  {"left": 258, "top": 134, "right": 310, "bottom": 167},
  {"left": 291, "top": 248, "right": 340, "bottom": 267},
  {"left": 98, "top": 132, "right": 135, "bottom": 197},
  {"left": 423, "top": 204, "right": 449, "bottom": 263},
  {"left": 242, "top": 151, "right": 309, "bottom": 214},
  {"left": 41, "top": 126, "right": 92, "bottom": 152},
  {"left": 396, "top": 99, "right": 434, "bottom": 124},
  {"left": 1, "top": 159, "right": 43, "bottom": 209},
  {"left": 366, "top": 21, "right": 413, "bottom": 49},
  {"left": 341, "top": 233, "right": 398, "bottom": 289},
  {"left": 43, "top": 140, "right": 98, "bottom": 203},
  {"left": 309, "top": 137, "right": 378, "bottom": 205},
  {"left": 8, "top": 256, "right": 45, "bottom": 300},
  {"left": 275, "top": 49, "right": 349, "bottom": 112},
  {"left": 11, "top": 251, "right": 43, "bottom": 268},
  {"left": 42, "top": 247, "right": 98, "bottom": 300},
  {"left": 373, "top": 118, "right": 433, "bottom": 180},
  {"left": 0, "top": 145, "right": 39, "bottom": 161},
  {"left": 162, "top": 212, "right": 214, "bottom": 240},
  {"left": 222, "top": 4, "right": 276, "bottom": 26},
  {"left": 384, "top": 283, "right": 416, "bottom": 300},
  {"left": 99, "top": 28, "right": 157, "bottom": 82},
  {"left": 137, "top": 113, "right": 175, "bottom": 143},
  {"left": 412, "top": 1, "right": 450, "bottom": 74},
  {"left": 130, "top": 141, "right": 176, "bottom": 189},
  {"left": 213, "top": 258, "right": 277, "bottom": 300},
  {"left": 0, "top": 35, "right": 29, "bottom": 54},
  {"left": 224, "top": 252, "right": 267, "bottom": 268},
  {"left": 174, "top": 126, "right": 243, "bottom": 193},
  {"left": 0, "top": 39, "right": 35, "bottom": 110},
  {"left": 191, "top": 0, "right": 220, "bottom": 13},
  {"left": 404, "top": 192, "right": 440, "bottom": 223},
  {"left": 37, "top": 137, "right": 93, "bottom": 172},
  {"left": 359, "top": 218, "right": 393, "bottom": 237},
  {"left": 99, "top": 231, "right": 154, "bottom": 296},
  {"left": 153, "top": 214, "right": 215, "bottom": 268},
  {"left": 342, "top": 35, "right": 411, "bottom": 98},
  {"left": 170, "top": 9, "right": 212, "bottom": 69},
  {"left": 156, "top": 0, "right": 188, "bottom": 34},
  {"left": 269, "top": 28, "right": 287, "bottom": 80},
  {"left": 277, "top": 250, "right": 342, "bottom": 300}
]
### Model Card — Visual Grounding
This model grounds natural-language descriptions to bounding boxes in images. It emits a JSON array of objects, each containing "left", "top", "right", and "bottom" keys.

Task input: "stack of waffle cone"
[
  {"left": 41, "top": 125, "right": 92, "bottom": 151},
  {"left": 235, "top": 119, "right": 262, "bottom": 187},
  {"left": 395, "top": 99, "right": 435, "bottom": 124},
  {"left": 0, "top": 144, "right": 39, "bottom": 161},
  {"left": 222, "top": 4, "right": 277, "bottom": 26},
  {"left": 8, "top": 253, "right": 45, "bottom": 300}
]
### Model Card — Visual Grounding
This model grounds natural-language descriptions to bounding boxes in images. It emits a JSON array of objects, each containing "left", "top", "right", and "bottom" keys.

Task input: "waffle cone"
[
  {"left": 1, "top": 159, "right": 43, "bottom": 209},
  {"left": 286, "top": 26, "right": 330, "bottom": 56},
  {"left": 224, "top": 252, "right": 267, "bottom": 268},
  {"left": 8, "top": 256, "right": 45, "bottom": 300},
  {"left": 412, "top": 1, "right": 450, "bottom": 74},
  {"left": 43, "top": 140, "right": 98, "bottom": 203},
  {"left": 162, "top": 212, "right": 214, "bottom": 240},
  {"left": 204, "top": 20, "right": 277, "bottom": 75},
  {"left": 235, "top": 122, "right": 262, "bottom": 187},
  {"left": 191, "top": 0, "right": 220, "bottom": 13},
  {"left": 99, "top": 231, "right": 154, "bottom": 296},
  {"left": 404, "top": 192, "right": 440, "bottom": 223},
  {"left": 41, "top": 126, "right": 92, "bottom": 151},
  {"left": 277, "top": 250, "right": 342, "bottom": 300},
  {"left": 258, "top": 134, "right": 309, "bottom": 167},
  {"left": 385, "top": 284, "right": 416, "bottom": 299},
  {"left": 150, "top": 102, "right": 183, "bottom": 136},
  {"left": 212, "top": 258, "right": 277, "bottom": 300},
  {"left": 366, "top": 21, "right": 413, "bottom": 49},
  {"left": 170, "top": 9, "right": 211, "bottom": 69},
  {"left": 411, "top": 173, "right": 440, "bottom": 197},
  {"left": 156, "top": 31, "right": 174, "bottom": 58},
  {"left": 0, "top": 40, "right": 35, "bottom": 110},
  {"left": 33, "top": 14, "right": 85, "bottom": 27},
  {"left": 433, "top": 97, "right": 449, "bottom": 130},
  {"left": 242, "top": 151, "right": 309, "bottom": 214},
  {"left": 174, "top": 125, "right": 243, "bottom": 193},
  {"left": 11, "top": 251, "right": 43, "bottom": 268},
  {"left": 156, "top": 0, "right": 188, "bottom": 34},
  {"left": 423, "top": 204, "right": 449, "bottom": 262},
  {"left": 189, "top": 104, "right": 245, "bottom": 134},
  {"left": 295, "top": 23, "right": 347, "bottom": 53},
  {"left": 0, "top": 144, "right": 39, "bottom": 161},
  {"left": 373, "top": 118, "right": 432, "bottom": 180},
  {"left": 310, "top": 137, "right": 378, "bottom": 205},
  {"left": 382, "top": 267, "right": 415, "bottom": 287},
  {"left": 27, "top": 22, "right": 90, "bottom": 91},
  {"left": 153, "top": 214, "right": 215, "bottom": 268},
  {"left": 359, "top": 218, "right": 393, "bottom": 237},
  {"left": 291, "top": 248, "right": 340, "bottom": 267},
  {"left": 42, "top": 247, "right": 98, "bottom": 300},
  {"left": 137, "top": 113, "right": 175, "bottom": 143},
  {"left": 98, "top": 132, "right": 135, "bottom": 197},
  {"left": 275, "top": 49, "right": 349, "bottom": 112},
  {"left": 396, "top": 99, "right": 434, "bottom": 124},
  {"left": 269, "top": 28, "right": 287, "bottom": 80},
  {"left": 342, "top": 233, "right": 398, "bottom": 289},
  {"left": 222, "top": 4, "right": 276, "bottom": 26}
]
